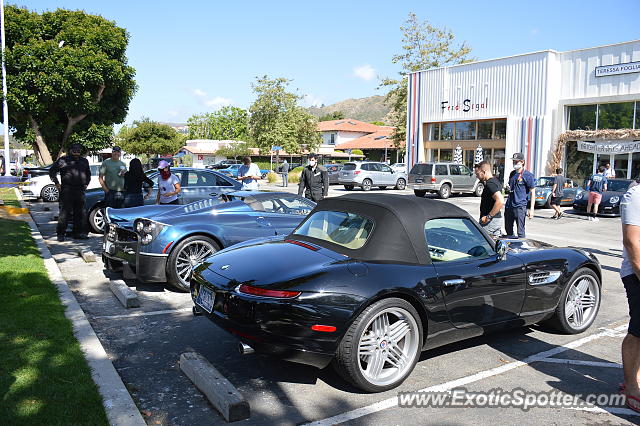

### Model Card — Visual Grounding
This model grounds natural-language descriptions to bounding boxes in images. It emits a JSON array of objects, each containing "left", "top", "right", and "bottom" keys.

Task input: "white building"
[
  {"left": 177, "top": 139, "right": 242, "bottom": 168},
  {"left": 406, "top": 40, "right": 640, "bottom": 181}
]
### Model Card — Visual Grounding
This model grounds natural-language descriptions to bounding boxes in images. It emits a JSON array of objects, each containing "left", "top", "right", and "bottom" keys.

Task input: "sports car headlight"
[
  {"left": 575, "top": 193, "right": 583, "bottom": 200},
  {"left": 134, "top": 219, "right": 168, "bottom": 245},
  {"left": 610, "top": 196, "right": 620, "bottom": 204}
]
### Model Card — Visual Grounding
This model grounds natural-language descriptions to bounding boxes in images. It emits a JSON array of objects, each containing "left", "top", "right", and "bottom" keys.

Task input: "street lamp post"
[{"left": 1, "top": 0, "right": 10, "bottom": 176}]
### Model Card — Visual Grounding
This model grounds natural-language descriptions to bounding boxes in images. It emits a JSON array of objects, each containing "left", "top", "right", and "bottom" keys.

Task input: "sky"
[{"left": 21, "top": 0, "right": 640, "bottom": 126}]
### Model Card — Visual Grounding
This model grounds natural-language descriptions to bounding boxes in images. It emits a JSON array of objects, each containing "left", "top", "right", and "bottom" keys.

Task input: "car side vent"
[{"left": 528, "top": 271, "right": 562, "bottom": 286}]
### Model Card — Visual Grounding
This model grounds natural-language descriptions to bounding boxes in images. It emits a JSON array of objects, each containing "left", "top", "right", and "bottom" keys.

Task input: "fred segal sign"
[{"left": 595, "top": 61, "right": 640, "bottom": 77}]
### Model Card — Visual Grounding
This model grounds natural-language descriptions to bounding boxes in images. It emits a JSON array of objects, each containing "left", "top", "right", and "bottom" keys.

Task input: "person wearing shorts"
[
  {"left": 586, "top": 166, "right": 608, "bottom": 222},
  {"left": 551, "top": 168, "right": 568, "bottom": 219},
  {"left": 620, "top": 183, "right": 640, "bottom": 412}
]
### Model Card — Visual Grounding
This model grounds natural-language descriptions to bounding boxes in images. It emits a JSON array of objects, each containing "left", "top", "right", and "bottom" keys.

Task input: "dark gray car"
[
  {"left": 324, "top": 163, "right": 344, "bottom": 184},
  {"left": 408, "top": 162, "right": 483, "bottom": 199}
]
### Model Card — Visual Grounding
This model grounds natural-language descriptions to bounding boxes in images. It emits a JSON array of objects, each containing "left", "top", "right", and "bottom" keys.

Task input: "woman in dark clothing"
[{"left": 123, "top": 159, "right": 154, "bottom": 208}]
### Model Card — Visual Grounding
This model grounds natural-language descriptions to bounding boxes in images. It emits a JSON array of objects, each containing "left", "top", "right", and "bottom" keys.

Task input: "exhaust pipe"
[
  {"left": 192, "top": 306, "right": 204, "bottom": 317},
  {"left": 238, "top": 342, "right": 255, "bottom": 355}
]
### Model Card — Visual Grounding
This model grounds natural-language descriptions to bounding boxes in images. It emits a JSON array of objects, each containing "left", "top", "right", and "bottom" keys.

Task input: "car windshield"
[
  {"left": 536, "top": 177, "right": 555, "bottom": 187},
  {"left": 294, "top": 210, "right": 374, "bottom": 249},
  {"left": 608, "top": 179, "right": 633, "bottom": 192}
]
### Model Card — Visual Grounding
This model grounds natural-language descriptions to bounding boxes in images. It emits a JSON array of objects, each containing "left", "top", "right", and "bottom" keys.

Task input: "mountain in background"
[{"left": 307, "top": 95, "right": 392, "bottom": 124}]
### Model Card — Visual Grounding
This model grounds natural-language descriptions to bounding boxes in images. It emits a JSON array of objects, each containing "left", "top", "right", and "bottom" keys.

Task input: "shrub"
[
  {"left": 352, "top": 149, "right": 364, "bottom": 156},
  {"left": 267, "top": 171, "right": 278, "bottom": 183},
  {"left": 291, "top": 166, "right": 304, "bottom": 173},
  {"left": 289, "top": 171, "right": 301, "bottom": 183}
]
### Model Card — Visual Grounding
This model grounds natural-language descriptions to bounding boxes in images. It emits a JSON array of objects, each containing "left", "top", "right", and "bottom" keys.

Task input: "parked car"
[
  {"left": 190, "top": 193, "right": 601, "bottom": 392},
  {"left": 218, "top": 164, "right": 271, "bottom": 179},
  {"left": 390, "top": 162, "right": 406, "bottom": 173},
  {"left": 408, "top": 162, "right": 483, "bottom": 199},
  {"left": 323, "top": 163, "right": 344, "bottom": 185},
  {"left": 338, "top": 161, "right": 407, "bottom": 191},
  {"left": 207, "top": 159, "right": 242, "bottom": 170},
  {"left": 21, "top": 164, "right": 103, "bottom": 202},
  {"left": 21, "top": 163, "right": 53, "bottom": 181},
  {"left": 572, "top": 178, "right": 635, "bottom": 217},
  {"left": 533, "top": 176, "right": 583, "bottom": 208},
  {"left": 84, "top": 167, "right": 242, "bottom": 234},
  {"left": 103, "top": 191, "right": 315, "bottom": 291}
]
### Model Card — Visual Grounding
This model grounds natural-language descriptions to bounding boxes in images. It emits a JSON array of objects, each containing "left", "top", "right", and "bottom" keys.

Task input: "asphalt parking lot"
[{"left": 25, "top": 185, "right": 638, "bottom": 425}]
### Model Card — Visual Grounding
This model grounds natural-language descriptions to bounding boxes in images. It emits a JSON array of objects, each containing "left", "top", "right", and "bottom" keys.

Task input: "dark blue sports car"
[{"left": 103, "top": 191, "right": 315, "bottom": 291}]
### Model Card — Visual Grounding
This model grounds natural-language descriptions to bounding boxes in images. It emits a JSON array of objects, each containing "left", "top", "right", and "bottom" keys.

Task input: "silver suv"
[
  {"left": 408, "top": 162, "right": 483, "bottom": 199},
  {"left": 339, "top": 161, "right": 407, "bottom": 191}
]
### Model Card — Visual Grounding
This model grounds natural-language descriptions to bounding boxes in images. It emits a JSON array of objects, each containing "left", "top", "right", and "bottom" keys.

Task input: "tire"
[
  {"left": 395, "top": 178, "right": 406, "bottom": 190},
  {"left": 438, "top": 183, "right": 451, "bottom": 199},
  {"left": 41, "top": 184, "right": 59, "bottom": 202},
  {"left": 361, "top": 179, "right": 373, "bottom": 191},
  {"left": 333, "top": 297, "right": 423, "bottom": 392},
  {"left": 378, "top": 186, "right": 387, "bottom": 190},
  {"left": 414, "top": 189, "right": 427, "bottom": 198},
  {"left": 474, "top": 183, "right": 484, "bottom": 197},
  {"left": 166, "top": 235, "right": 220, "bottom": 292},
  {"left": 544, "top": 267, "right": 601, "bottom": 334},
  {"left": 344, "top": 185, "right": 354, "bottom": 191},
  {"left": 261, "top": 172, "right": 268, "bottom": 179},
  {"left": 88, "top": 206, "right": 106, "bottom": 234}
]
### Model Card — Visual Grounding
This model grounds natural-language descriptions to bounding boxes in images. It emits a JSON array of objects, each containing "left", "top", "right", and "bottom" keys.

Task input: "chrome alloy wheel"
[
  {"left": 41, "top": 185, "right": 59, "bottom": 202},
  {"left": 93, "top": 208, "right": 105, "bottom": 231},
  {"left": 564, "top": 274, "right": 599, "bottom": 329},
  {"left": 174, "top": 240, "right": 215, "bottom": 286},
  {"left": 357, "top": 307, "right": 420, "bottom": 387}
]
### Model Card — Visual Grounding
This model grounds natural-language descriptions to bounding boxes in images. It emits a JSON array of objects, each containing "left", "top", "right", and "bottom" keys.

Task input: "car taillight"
[
  {"left": 431, "top": 177, "right": 436, "bottom": 183},
  {"left": 238, "top": 284, "right": 301, "bottom": 299},
  {"left": 354, "top": 171, "right": 361, "bottom": 175},
  {"left": 285, "top": 239, "right": 319, "bottom": 251}
]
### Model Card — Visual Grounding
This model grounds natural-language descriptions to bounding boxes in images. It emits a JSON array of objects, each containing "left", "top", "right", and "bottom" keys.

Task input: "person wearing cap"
[
  {"left": 504, "top": 152, "right": 536, "bottom": 238},
  {"left": 49, "top": 143, "right": 91, "bottom": 241},
  {"left": 298, "top": 153, "right": 328, "bottom": 202},
  {"left": 99, "top": 146, "right": 127, "bottom": 209},
  {"left": 156, "top": 160, "right": 181, "bottom": 204}
]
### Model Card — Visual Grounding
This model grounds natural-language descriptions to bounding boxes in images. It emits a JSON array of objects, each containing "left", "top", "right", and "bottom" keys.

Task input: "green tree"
[
  {"left": 380, "top": 13, "right": 473, "bottom": 147},
  {"left": 248, "top": 76, "right": 321, "bottom": 154},
  {"left": 116, "top": 119, "right": 185, "bottom": 156},
  {"left": 5, "top": 6, "right": 137, "bottom": 164},
  {"left": 187, "top": 106, "right": 248, "bottom": 140},
  {"left": 370, "top": 121, "right": 386, "bottom": 126},
  {"left": 318, "top": 111, "right": 344, "bottom": 121},
  {"left": 215, "top": 142, "right": 251, "bottom": 160}
]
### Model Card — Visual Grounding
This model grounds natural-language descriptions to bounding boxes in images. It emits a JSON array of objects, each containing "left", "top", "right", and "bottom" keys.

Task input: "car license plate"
[
  {"left": 196, "top": 285, "right": 214, "bottom": 313},
  {"left": 415, "top": 179, "right": 423, "bottom": 183}
]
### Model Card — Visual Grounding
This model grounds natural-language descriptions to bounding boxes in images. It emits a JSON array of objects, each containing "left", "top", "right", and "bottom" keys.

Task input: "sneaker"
[
  {"left": 593, "top": 217, "right": 599, "bottom": 222},
  {"left": 57, "top": 235, "right": 65, "bottom": 242},
  {"left": 588, "top": 216, "right": 593, "bottom": 221}
]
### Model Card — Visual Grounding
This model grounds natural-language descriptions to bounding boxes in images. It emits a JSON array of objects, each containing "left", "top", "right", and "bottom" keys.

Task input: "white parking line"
[
  {"left": 303, "top": 324, "right": 628, "bottom": 426},
  {"left": 92, "top": 308, "right": 192, "bottom": 320},
  {"left": 534, "top": 358, "right": 622, "bottom": 368}
]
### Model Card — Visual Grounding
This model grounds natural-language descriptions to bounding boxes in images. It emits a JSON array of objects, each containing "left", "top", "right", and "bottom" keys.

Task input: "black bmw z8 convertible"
[{"left": 190, "top": 194, "right": 602, "bottom": 392}]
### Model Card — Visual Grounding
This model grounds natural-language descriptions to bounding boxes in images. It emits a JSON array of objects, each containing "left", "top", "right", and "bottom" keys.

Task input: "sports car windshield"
[
  {"left": 294, "top": 211, "right": 374, "bottom": 249},
  {"left": 536, "top": 177, "right": 554, "bottom": 187},
  {"left": 607, "top": 179, "right": 633, "bottom": 192}
]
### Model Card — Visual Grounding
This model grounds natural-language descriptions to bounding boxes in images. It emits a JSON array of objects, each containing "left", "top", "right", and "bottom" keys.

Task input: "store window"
[
  {"left": 565, "top": 141, "right": 594, "bottom": 182},
  {"left": 455, "top": 121, "right": 476, "bottom": 140},
  {"left": 598, "top": 102, "right": 634, "bottom": 129},
  {"left": 427, "top": 123, "right": 440, "bottom": 141},
  {"left": 631, "top": 152, "right": 640, "bottom": 180},
  {"left": 494, "top": 120, "right": 507, "bottom": 139},
  {"left": 439, "top": 149, "right": 453, "bottom": 162},
  {"left": 569, "top": 105, "right": 597, "bottom": 130},
  {"left": 636, "top": 103, "right": 639, "bottom": 129},
  {"left": 478, "top": 121, "right": 493, "bottom": 139},
  {"left": 440, "top": 123, "right": 454, "bottom": 140}
]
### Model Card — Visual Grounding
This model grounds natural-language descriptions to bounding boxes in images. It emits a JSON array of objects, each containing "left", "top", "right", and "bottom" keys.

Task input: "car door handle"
[{"left": 443, "top": 279, "right": 465, "bottom": 287}]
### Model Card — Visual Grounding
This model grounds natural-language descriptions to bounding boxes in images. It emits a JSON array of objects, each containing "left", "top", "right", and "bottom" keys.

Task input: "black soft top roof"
[{"left": 292, "top": 193, "right": 475, "bottom": 265}]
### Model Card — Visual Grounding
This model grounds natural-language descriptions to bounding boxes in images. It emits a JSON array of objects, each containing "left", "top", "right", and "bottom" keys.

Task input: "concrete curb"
[
  {"left": 78, "top": 248, "right": 97, "bottom": 262},
  {"left": 15, "top": 189, "right": 146, "bottom": 426},
  {"left": 109, "top": 279, "right": 141, "bottom": 308},
  {"left": 179, "top": 352, "right": 250, "bottom": 422}
]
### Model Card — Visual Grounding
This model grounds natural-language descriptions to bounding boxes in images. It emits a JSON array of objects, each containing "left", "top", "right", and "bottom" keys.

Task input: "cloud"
[
  {"left": 353, "top": 64, "right": 376, "bottom": 81},
  {"left": 191, "top": 88, "right": 231, "bottom": 109},
  {"left": 301, "top": 93, "right": 323, "bottom": 108},
  {"left": 167, "top": 110, "right": 180, "bottom": 117}
]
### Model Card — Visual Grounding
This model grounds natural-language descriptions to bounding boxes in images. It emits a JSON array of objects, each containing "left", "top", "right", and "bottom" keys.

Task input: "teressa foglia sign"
[{"left": 595, "top": 61, "right": 640, "bottom": 77}]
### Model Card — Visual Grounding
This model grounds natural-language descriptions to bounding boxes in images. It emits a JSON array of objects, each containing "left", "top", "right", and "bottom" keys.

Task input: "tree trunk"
[
  {"left": 29, "top": 116, "right": 53, "bottom": 165},
  {"left": 57, "top": 84, "right": 107, "bottom": 157}
]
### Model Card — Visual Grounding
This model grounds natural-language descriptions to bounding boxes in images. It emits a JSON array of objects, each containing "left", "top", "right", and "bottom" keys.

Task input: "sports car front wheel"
[
  {"left": 546, "top": 268, "right": 601, "bottom": 334},
  {"left": 167, "top": 236, "right": 220, "bottom": 292},
  {"left": 334, "top": 298, "right": 422, "bottom": 392}
]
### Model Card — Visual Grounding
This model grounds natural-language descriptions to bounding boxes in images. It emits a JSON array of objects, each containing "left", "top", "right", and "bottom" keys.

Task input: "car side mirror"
[{"left": 496, "top": 239, "right": 508, "bottom": 261}]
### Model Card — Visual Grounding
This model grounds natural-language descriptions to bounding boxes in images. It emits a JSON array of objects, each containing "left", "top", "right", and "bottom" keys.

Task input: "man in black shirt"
[
  {"left": 474, "top": 161, "right": 505, "bottom": 238},
  {"left": 49, "top": 143, "right": 91, "bottom": 241},
  {"left": 551, "top": 167, "right": 568, "bottom": 220},
  {"left": 298, "top": 153, "right": 328, "bottom": 202}
]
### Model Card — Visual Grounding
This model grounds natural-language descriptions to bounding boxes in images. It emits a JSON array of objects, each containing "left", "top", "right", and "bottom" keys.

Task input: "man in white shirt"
[
  {"left": 604, "top": 162, "right": 616, "bottom": 178},
  {"left": 620, "top": 183, "right": 640, "bottom": 412},
  {"left": 237, "top": 156, "right": 261, "bottom": 190}
]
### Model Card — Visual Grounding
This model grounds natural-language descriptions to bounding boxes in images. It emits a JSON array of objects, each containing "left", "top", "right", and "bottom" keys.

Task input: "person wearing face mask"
[
  {"left": 155, "top": 160, "right": 181, "bottom": 205},
  {"left": 298, "top": 153, "right": 328, "bottom": 202},
  {"left": 504, "top": 153, "right": 536, "bottom": 238},
  {"left": 49, "top": 143, "right": 91, "bottom": 241}
]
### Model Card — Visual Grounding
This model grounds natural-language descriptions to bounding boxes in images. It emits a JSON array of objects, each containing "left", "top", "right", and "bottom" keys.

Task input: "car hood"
[{"left": 200, "top": 237, "right": 343, "bottom": 287}]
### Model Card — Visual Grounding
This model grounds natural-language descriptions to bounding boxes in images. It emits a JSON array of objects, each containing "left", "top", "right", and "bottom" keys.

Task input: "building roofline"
[{"left": 409, "top": 39, "right": 640, "bottom": 76}]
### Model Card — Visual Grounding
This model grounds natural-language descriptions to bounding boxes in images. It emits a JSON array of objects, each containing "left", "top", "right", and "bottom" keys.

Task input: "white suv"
[{"left": 338, "top": 161, "right": 407, "bottom": 191}]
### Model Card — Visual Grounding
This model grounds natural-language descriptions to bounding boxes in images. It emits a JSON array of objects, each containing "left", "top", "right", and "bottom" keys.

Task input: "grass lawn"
[{"left": 0, "top": 189, "right": 109, "bottom": 424}]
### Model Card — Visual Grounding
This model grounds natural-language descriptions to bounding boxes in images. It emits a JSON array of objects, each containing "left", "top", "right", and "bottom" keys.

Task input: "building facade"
[{"left": 406, "top": 40, "right": 640, "bottom": 182}]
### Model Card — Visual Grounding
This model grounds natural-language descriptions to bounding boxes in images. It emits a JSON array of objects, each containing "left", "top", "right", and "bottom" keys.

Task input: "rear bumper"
[
  {"left": 409, "top": 183, "right": 438, "bottom": 191},
  {"left": 338, "top": 179, "right": 363, "bottom": 186}
]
